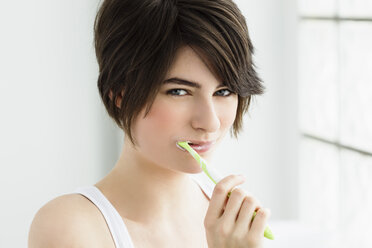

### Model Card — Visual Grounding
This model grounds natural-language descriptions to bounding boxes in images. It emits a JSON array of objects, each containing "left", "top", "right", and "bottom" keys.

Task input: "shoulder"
[{"left": 28, "top": 193, "right": 113, "bottom": 248}]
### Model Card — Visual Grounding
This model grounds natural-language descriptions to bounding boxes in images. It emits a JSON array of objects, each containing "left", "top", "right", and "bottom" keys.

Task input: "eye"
[
  {"left": 166, "top": 89, "right": 189, "bottom": 96},
  {"left": 215, "top": 88, "right": 233, "bottom": 97},
  {"left": 166, "top": 88, "right": 234, "bottom": 97}
]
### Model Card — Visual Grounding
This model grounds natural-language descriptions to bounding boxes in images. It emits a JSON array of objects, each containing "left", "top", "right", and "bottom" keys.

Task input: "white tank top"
[{"left": 72, "top": 172, "right": 216, "bottom": 248}]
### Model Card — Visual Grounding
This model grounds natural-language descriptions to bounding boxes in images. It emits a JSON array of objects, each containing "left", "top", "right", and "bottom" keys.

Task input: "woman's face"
[{"left": 130, "top": 45, "right": 238, "bottom": 174}]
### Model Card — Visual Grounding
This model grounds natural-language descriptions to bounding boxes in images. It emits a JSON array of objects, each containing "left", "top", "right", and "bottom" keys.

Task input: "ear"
[{"left": 109, "top": 90, "right": 124, "bottom": 109}]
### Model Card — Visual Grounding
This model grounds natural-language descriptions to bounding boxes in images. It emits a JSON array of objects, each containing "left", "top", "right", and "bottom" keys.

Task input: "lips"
[
  {"left": 177, "top": 140, "right": 215, "bottom": 153},
  {"left": 189, "top": 143, "right": 212, "bottom": 153}
]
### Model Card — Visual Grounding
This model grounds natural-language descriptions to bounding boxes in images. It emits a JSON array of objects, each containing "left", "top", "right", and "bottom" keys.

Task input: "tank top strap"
[{"left": 73, "top": 186, "right": 135, "bottom": 248}]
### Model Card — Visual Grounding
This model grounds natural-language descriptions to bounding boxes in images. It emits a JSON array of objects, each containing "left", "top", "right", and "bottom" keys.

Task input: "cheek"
[
  {"left": 220, "top": 97, "right": 238, "bottom": 127},
  {"left": 148, "top": 101, "right": 183, "bottom": 129},
  {"left": 132, "top": 99, "right": 186, "bottom": 166},
  {"left": 135, "top": 99, "right": 184, "bottom": 143}
]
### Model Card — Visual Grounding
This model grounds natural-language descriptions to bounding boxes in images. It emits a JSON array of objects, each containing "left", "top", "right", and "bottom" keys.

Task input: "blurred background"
[{"left": 0, "top": 0, "right": 371, "bottom": 247}]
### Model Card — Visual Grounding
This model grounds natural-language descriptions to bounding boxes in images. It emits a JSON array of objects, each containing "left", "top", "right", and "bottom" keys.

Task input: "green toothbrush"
[{"left": 177, "top": 141, "right": 274, "bottom": 240}]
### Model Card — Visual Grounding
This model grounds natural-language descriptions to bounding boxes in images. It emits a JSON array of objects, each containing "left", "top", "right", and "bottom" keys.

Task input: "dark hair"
[{"left": 94, "top": 0, "right": 264, "bottom": 146}]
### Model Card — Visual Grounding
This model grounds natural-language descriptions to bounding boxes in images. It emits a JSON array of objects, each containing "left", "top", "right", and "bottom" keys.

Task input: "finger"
[
  {"left": 235, "top": 197, "right": 261, "bottom": 231},
  {"left": 221, "top": 188, "right": 248, "bottom": 226},
  {"left": 248, "top": 208, "right": 270, "bottom": 238},
  {"left": 206, "top": 175, "right": 246, "bottom": 220}
]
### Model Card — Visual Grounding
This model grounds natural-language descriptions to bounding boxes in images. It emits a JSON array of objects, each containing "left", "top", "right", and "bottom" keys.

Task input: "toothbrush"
[{"left": 177, "top": 141, "right": 274, "bottom": 240}]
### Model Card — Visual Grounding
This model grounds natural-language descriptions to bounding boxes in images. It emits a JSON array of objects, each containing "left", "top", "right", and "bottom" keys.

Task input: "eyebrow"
[{"left": 163, "top": 77, "right": 225, "bottom": 89}]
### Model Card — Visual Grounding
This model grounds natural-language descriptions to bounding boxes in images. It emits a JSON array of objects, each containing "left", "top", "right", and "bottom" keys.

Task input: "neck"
[{"left": 95, "top": 141, "right": 207, "bottom": 226}]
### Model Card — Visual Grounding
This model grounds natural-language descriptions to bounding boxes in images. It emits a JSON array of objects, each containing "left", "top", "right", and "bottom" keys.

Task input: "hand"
[{"left": 204, "top": 175, "right": 271, "bottom": 248}]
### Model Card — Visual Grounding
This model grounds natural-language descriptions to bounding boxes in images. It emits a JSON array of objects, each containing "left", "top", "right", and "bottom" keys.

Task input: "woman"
[{"left": 28, "top": 0, "right": 270, "bottom": 247}]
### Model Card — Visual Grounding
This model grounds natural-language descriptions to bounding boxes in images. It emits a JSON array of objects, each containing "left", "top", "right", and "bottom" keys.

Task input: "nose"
[{"left": 190, "top": 98, "right": 220, "bottom": 133}]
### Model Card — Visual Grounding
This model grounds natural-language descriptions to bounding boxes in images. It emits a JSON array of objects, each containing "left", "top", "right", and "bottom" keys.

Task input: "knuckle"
[
  {"left": 214, "top": 175, "right": 244, "bottom": 195},
  {"left": 233, "top": 174, "right": 241, "bottom": 180},
  {"left": 204, "top": 216, "right": 215, "bottom": 229},
  {"left": 213, "top": 184, "right": 227, "bottom": 195},
  {"left": 243, "top": 196, "right": 256, "bottom": 205},
  {"left": 225, "top": 174, "right": 242, "bottom": 183},
  {"left": 231, "top": 188, "right": 246, "bottom": 198},
  {"left": 217, "top": 223, "right": 231, "bottom": 237},
  {"left": 230, "top": 231, "right": 243, "bottom": 242},
  {"left": 246, "top": 237, "right": 259, "bottom": 247},
  {"left": 225, "top": 174, "right": 238, "bottom": 181},
  {"left": 258, "top": 208, "right": 269, "bottom": 218}
]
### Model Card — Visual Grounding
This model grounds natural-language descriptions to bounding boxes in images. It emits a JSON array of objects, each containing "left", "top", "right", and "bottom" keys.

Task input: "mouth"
[{"left": 176, "top": 140, "right": 215, "bottom": 153}]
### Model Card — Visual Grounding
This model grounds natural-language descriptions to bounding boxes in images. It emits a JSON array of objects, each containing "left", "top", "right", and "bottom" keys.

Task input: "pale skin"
[{"left": 28, "top": 45, "right": 270, "bottom": 247}]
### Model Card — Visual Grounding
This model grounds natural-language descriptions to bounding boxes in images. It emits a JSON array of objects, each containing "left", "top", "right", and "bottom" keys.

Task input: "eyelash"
[{"left": 166, "top": 88, "right": 234, "bottom": 97}]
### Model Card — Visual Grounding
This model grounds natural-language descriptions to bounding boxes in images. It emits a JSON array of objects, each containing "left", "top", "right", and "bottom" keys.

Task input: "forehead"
[
  {"left": 164, "top": 45, "right": 223, "bottom": 88},
  {"left": 163, "top": 77, "right": 224, "bottom": 89}
]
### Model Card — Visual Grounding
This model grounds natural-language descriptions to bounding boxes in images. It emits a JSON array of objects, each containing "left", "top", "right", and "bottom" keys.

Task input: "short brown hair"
[{"left": 94, "top": 0, "right": 264, "bottom": 145}]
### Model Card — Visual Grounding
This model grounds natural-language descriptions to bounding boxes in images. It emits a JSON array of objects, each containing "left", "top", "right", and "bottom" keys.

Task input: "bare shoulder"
[{"left": 28, "top": 193, "right": 114, "bottom": 248}]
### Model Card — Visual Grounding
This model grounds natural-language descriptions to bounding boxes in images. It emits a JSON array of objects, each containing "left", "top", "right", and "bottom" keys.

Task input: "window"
[{"left": 298, "top": 1, "right": 372, "bottom": 247}]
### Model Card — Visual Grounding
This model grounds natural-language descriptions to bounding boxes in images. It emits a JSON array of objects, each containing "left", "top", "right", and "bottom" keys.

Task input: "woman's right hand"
[{"left": 204, "top": 175, "right": 271, "bottom": 248}]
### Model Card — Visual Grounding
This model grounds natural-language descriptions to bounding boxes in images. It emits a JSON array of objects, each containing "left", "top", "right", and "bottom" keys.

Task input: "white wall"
[
  {"left": 0, "top": 1, "right": 120, "bottom": 247},
  {"left": 0, "top": 0, "right": 299, "bottom": 247}
]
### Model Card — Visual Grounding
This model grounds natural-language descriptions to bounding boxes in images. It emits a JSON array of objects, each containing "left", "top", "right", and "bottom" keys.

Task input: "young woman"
[{"left": 28, "top": 0, "right": 270, "bottom": 247}]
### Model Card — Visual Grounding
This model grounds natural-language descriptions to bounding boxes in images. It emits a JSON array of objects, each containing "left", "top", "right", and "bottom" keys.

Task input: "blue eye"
[
  {"left": 166, "top": 89, "right": 188, "bottom": 96},
  {"left": 166, "top": 88, "right": 234, "bottom": 97},
  {"left": 215, "top": 89, "right": 233, "bottom": 96}
]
